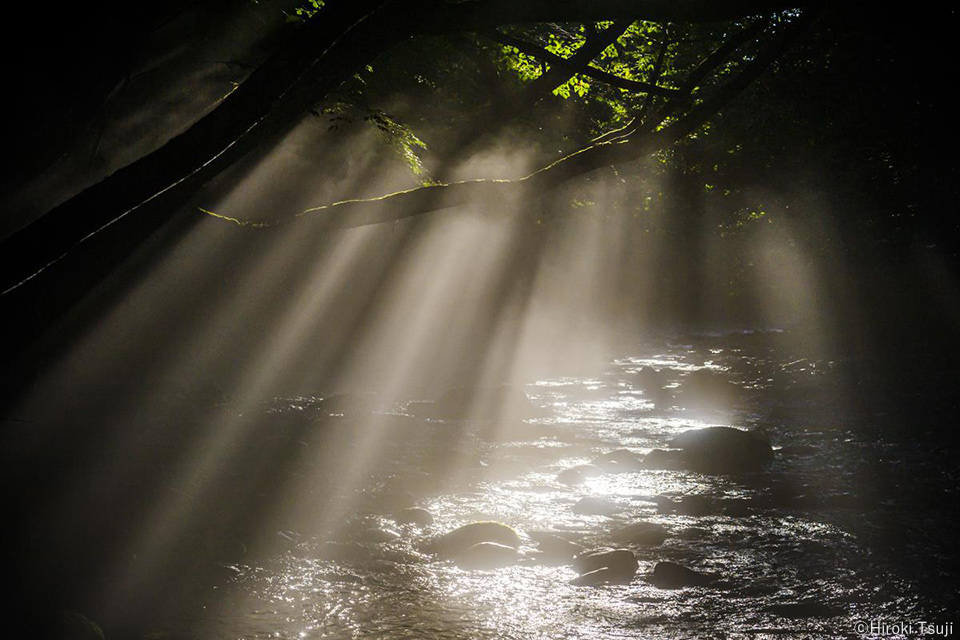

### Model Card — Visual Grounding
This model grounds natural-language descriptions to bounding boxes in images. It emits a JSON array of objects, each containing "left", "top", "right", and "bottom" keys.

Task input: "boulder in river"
[
  {"left": 592, "top": 449, "right": 643, "bottom": 473},
  {"left": 557, "top": 467, "right": 588, "bottom": 485},
  {"left": 530, "top": 533, "right": 584, "bottom": 560},
  {"left": 634, "top": 366, "right": 667, "bottom": 390},
  {"left": 670, "top": 426, "right": 773, "bottom": 474},
  {"left": 611, "top": 521, "right": 670, "bottom": 546},
  {"left": 428, "top": 521, "right": 521, "bottom": 558},
  {"left": 558, "top": 463, "right": 603, "bottom": 484},
  {"left": 640, "top": 448, "right": 685, "bottom": 470},
  {"left": 455, "top": 541, "right": 518, "bottom": 570},
  {"left": 648, "top": 561, "right": 715, "bottom": 589},
  {"left": 571, "top": 549, "right": 638, "bottom": 585}
]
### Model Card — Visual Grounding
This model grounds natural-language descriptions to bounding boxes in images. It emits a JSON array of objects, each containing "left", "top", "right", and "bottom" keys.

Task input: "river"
[{"left": 113, "top": 330, "right": 953, "bottom": 639}]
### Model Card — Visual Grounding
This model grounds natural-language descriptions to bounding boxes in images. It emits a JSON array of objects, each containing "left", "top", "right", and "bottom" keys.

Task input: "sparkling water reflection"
[{"left": 154, "top": 337, "right": 942, "bottom": 639}]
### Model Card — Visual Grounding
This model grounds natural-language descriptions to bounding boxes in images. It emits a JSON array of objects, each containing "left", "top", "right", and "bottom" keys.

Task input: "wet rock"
[
  {"left": 394, "top": 507, "right": 434, "bottom": 526},
  {"left": 611, "top": 521, "right": 670, "bottom": 546},
  {"left": 652, "top": 494, "right": 676, "bottom": 511},
  {"left": 670, "top": 426, "right": 773, "bottom": 474},
  {"left": 573, "top": 463, "right": 603, "bottom": 477},
  {"left": 572, "top": 496, "right": 622, "bottom": 516},
  {"left": 455, "top": 541, "right": 518, "bottom": 570},
  {"left": 558, "top": 463, "right": 603, "bottom": 484},
  {"left": 648, "top": 561, "right": 715, "bottom": 589},
  {"left": 592, "top": 449, "right": 643, "bottom": 472},
  {"left": 676, "top": 527, "right": 709, "bottom": 540},
  {"left": 557, "top": 467, "right": 587, "bottom": 485},
  {"left": 645, "top": 386, "right": 675, "bottom": 408},
  {"left": 634, "top": 366, "right": 667, "bottom": 390},
  {"left": 765, "top": 602, "right": 842, "bottom": 619},
  {"left": 429, "top": 521, "right": 521, "bottom": 557},
  {"left": 414, "top": 385, "right": 541, "bottom": 420},
  {"left": 640, "top": 448, "right": 685, "bottom": 470},
  {"left": 533, "top": 533, "right": 584, "bottom": 560},
  {"left": 571, "top": 549, "right": 638, "bottom": 585},
  {"left": 677, "top": 495, "right": 714, "bottom": 516},
  {"left": 571, "top": 566, "right": 635, "bottom": 586}
]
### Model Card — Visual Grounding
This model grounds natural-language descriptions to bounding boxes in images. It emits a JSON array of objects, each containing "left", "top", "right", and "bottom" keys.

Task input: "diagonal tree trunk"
[{"left": 0, "top": 0, "right": 810, "bottom": 301}]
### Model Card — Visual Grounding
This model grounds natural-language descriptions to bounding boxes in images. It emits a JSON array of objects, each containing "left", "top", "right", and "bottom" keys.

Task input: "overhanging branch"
[
  {"left": 0, "top": 0, "right": 813, "bottom": 300},
  {"left": 491, "top": 31, "right": 680, "bottom": 98},
  {"left": 256, "top": 6, "right": 822, "bottom": 231},
  {"left": 517, "top": 20, "right": 634, "bottom": 110}
]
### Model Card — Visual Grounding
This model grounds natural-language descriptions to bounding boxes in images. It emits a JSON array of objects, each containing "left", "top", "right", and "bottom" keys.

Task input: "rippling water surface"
[{"left": 150, "top": 334, "right": 952, "bottom": 639}]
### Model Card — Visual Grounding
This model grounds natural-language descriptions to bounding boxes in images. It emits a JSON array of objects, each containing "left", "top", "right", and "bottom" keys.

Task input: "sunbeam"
[{"left": 4, "top": 4, "right": 959, "bottom": 639}]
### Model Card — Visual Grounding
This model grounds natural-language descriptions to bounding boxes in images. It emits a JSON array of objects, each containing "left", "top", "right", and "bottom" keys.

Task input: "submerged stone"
[
  {"left": 572, "top": 548, "right": 638, "bottom": 585},
  {"left": 429, "top": 521, "right": 521, "bottom": 558},
  {"left": 534, "top": 533, "right": 584, "bottom": 560},
  {"left": 611, "top": 521, "right": 670, "bottom": 546},
  {"left": 634, "top": 366, "right": 667, "bottom": 390},
  {"left": 592, "top": 449, "right": 643, "bottom": 473},
  {"left": 641, "top": 448, "right": 685, "bottom": 470},
  {"left": 649, "top": 561, "right": 715, "bottom": 589},
  {"left": 670, "top": 426, "right": 773, "bottom": 474},
  {"left": 558, "top": 463, "right": 603, "bottom": 485},
  {"left": 571, "top": 565, "right": 634, "bottom": 586},
  {"left": 455, "top": 541, "right": 518, "bottom": 570},
  {"left": 557, "top": 467, "right": 587, "bottom": 485}
]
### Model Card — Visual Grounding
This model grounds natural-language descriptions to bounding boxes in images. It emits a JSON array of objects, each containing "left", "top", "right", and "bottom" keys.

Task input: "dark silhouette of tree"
[{"left": 0, "top": 1, "right": 814, "bottom": 301}]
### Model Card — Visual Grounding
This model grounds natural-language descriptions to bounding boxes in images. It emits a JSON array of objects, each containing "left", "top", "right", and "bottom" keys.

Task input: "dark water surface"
[{"left": 7, "top": 332, "right": 957, "bottom": 638}]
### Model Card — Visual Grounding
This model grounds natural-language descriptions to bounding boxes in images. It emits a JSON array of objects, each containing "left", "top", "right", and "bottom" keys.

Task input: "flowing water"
[{"left": 42, "top": 332, "right": 956, "bottom": 639}]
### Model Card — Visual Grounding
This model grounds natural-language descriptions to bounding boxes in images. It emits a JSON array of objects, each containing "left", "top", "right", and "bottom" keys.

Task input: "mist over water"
[
  {"left": 3, "top": 10, "right": 959, "bottom": 636},
  {"left": 6, "top": 152, "right": 958, "bottom": 637}
]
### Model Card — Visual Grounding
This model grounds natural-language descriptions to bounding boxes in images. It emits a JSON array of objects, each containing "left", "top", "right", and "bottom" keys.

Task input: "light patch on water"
[{"left": 143, "top": 344, "right": 933, "bottom": 639}]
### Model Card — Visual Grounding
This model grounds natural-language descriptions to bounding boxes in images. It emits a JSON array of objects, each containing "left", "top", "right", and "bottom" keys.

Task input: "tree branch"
[
  {"left": 517, "top": 20, "right": 634, "bottom": 110},
  {"left": 490, "top": 31, "right": 679, "bottom": 98},
  {"left": 592, "top": 26, "right": 672, "bottom": 144},
  {"left": 639, "top": 16, "right": 772, "bottom": 134},
  {"left": 270, "top": 6, "right": 822, "bottom": 231},
  {"left": 0, "top": 0, "right": 811, "bottom": 300}
]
